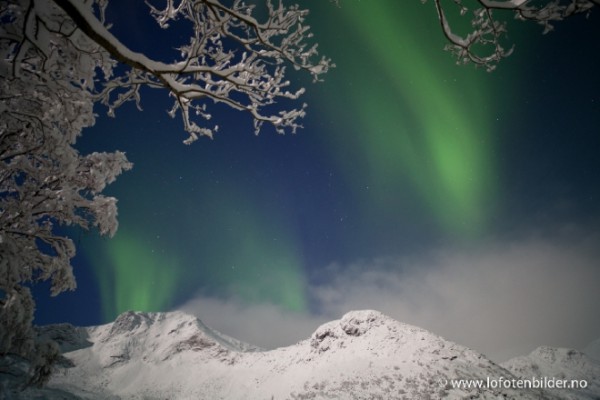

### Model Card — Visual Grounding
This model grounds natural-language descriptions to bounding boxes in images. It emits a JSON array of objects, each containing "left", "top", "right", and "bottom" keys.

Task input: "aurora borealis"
[
  {"left": 32, "top": 0, "right": 600, "bottom": 361},
  {"left": 316, "top": 1, "right": 497, "bottom": 237}
]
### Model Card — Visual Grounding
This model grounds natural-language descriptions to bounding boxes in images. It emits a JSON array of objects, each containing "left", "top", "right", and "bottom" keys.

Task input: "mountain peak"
[
  {"left": 310, "top": 309, "right": 438, "bottom": 355},
  {"left": 108, "top": 310, "right": 164, "bottom": 336}
]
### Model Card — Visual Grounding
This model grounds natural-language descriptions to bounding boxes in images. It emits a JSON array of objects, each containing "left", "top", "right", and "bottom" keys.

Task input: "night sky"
[{"left": 33, "top": 1, "right": 600, "bottom": 362}]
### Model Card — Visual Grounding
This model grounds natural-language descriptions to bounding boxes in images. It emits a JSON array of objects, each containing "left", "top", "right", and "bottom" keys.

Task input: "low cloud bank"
[{"left": 180, "top": 230, "right": 600, "bottom": 362}]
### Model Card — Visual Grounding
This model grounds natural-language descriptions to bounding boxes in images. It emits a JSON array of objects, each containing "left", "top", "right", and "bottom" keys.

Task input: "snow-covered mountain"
[
  {"left": 3, "top": 310, "right": 599, "bottom": 399},
  {"left": 502, "top": 346, "right": 600, "bottom": 400}
]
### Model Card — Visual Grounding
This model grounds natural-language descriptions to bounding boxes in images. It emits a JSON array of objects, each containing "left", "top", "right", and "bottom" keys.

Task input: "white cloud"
[
  {"left": 179, "top": 230, "right": 600, "bottom": 362},
  {"left": 179, "top": 296, "right": 328, "bottom": 350}
]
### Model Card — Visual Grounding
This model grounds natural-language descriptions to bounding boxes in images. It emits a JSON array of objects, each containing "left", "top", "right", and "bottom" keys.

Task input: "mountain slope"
[
  {"left": 502, "top": 346, "right": 600, "bottom": 400},
  {"left": 40, "top": 309, "right": 560, "bottom": 400}
]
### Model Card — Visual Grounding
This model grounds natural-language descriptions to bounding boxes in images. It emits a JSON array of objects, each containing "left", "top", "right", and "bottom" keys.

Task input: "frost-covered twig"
[
  {"left": 424, "top": 0, "right": 597, "bottom": 71},
  {"left": 52, "top": 0, "right": 333, "bottom": 144}
]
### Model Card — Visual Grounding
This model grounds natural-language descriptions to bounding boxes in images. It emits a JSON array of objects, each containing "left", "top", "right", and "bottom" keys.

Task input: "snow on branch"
[
  {"left": 1, "top": 0, "right": 329, "bottom": 385},
  {"left": 52, "top": 0, "right": 333, "bottom": 144},
  {"left": 1, "top": 0, "right": 132, "bottom": 383},
  {"left": 424, "top": 0, "right": 597, "bottom": 71}
]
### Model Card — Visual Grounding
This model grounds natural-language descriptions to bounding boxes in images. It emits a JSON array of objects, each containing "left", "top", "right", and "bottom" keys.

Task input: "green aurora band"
[
  {"left": 313, "top": 1, "right": 497, "bottom": 237},
  {"left": 87, "top": 180, "right": 307, "bottom": 321},
  {"left": 93, "top": 230, "right": 181, "bottom": 321},
  {"left": 178, "top": 183, "right": 308, "bottom": 312}
]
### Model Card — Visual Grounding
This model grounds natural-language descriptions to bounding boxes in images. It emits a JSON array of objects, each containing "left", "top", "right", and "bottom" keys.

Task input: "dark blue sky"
[{"left": 32, "top": 0, "right": 600, "bottom": 361}]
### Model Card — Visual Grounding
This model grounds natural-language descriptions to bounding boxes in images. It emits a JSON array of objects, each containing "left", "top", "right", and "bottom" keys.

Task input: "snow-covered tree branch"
[
  {"left": 1, "top": 0, "right": 329, "bottom": 388},
  {"left": 424, "top": 0, "right": 598, "bottom": 71},
  {"left": 1, "top": 0, "right": 133, "bottom": 386},
  {"left": 53, "top": 0, "right": 333, "bottom": 144}
]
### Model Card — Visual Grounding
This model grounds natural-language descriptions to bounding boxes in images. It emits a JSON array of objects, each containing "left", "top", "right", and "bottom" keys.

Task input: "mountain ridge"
[{"left": 3, "top": 310, "right": 598, "bottom": 399}]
